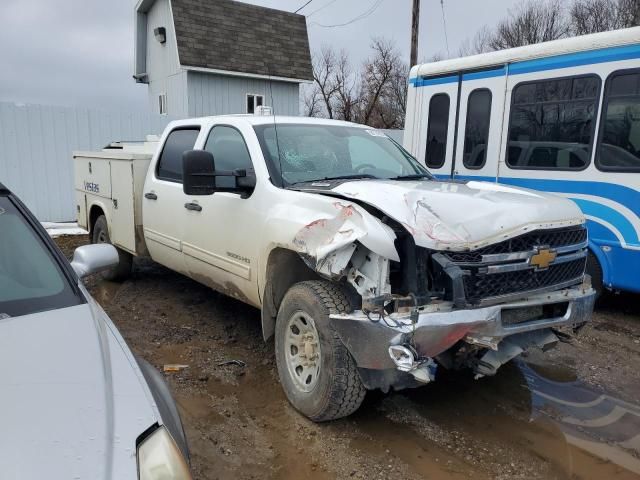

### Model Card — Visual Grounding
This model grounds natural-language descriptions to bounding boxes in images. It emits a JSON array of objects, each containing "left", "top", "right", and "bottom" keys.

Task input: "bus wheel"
[{"left": 586, "top": 251, "right": 604, "bottom": 300}]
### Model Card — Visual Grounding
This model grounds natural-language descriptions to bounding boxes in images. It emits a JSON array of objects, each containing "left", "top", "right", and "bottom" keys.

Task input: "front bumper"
[{"left": 330, "top": 279, "right": 596, "bottom": 372}]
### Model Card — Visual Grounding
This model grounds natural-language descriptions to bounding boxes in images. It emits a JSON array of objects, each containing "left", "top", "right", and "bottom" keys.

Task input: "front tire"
[
  {"left": 92, "top": 215, "right": 133, "bottom": 281},
  {"left": 275, "top": 280, "right": 366, "bottom": 422}
]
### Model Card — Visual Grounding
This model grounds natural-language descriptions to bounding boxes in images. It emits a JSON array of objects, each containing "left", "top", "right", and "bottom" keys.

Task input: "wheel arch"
[
  {"left": 587, "top": 239, "right": 610, "bottom": 288},
  {"left": 88, "top": 202, "right": 109, "bottom": 236},
  {"left": 260, "top": 247, "right": 322, "bottom": 341}
]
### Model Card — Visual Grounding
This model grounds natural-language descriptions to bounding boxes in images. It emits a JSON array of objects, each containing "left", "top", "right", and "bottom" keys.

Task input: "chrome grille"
[
  {"left": 462, "top": 258, "right": 586, "bottom": 304},
  {"left": 442, "top": 225, "right": 587, "bottom": 306},
  {"left": 444, "top": 226, "right": 587, "bottom": 264}
]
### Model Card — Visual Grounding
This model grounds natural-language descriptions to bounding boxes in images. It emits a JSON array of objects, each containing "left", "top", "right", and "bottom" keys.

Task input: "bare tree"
[
  {"left": 458, "top": 26, "right": 494, "bottom": 57},
  {"left": 490, "top": 0, "right": 569, "bottom": 50},
  {"left": 311, "top": 46, "right": 340, "bottom": 119},
  {"left": 334, "top": 50, "right": 360, "bottom": 122},
  {"left": 571, "top": 0, "right": 640, "bottom": 34},
  {"left": 306, "top": 38, "right": 408, "bottom": 128},
  {"left": 618, "top": 0, "right": 640, "bottom": 27},
  {"left": 302, "top": 85, "right": 322, "bottom": 117},
  {"left": 374, "top": 65, "right": 409, "bottom": 129},
  {"left": 359, "top": 38, "right": 401, "bottom": 126}
]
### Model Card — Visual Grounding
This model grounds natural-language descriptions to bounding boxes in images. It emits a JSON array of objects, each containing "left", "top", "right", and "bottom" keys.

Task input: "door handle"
[
  {"left": 144, "top": 192, "right": 158, "bottom": 200},
  {"left": 184, "top": 202, "right": 202, "bottom": 212}
]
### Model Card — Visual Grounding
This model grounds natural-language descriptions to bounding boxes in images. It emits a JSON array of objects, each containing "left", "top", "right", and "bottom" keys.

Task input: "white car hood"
[
  {"left": 316, "top": 179, "right": 584, "bottom": 251},
  {"left": 0, "top": 301, "right": 158, "bottom": 480}
]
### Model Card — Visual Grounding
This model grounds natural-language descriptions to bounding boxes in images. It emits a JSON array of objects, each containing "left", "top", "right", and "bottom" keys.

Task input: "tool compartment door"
[
  {"left": 74, "top": 154, "right": 112, "bottom": 199},
  {"left": 110, "top": 159, "right": 136, "bottom": 254}
]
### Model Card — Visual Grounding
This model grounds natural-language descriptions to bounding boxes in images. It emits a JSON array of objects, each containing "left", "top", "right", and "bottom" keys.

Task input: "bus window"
[
  {"left": 506, "top": 75, "right": 600, "bottom": 170},
  {"left": 463, "top": 89, "right": 492, "bottom": 169},
  {"left": 596, "top": 69, "right": 640, "bottom": 172},
  {"left": 425, "top": 94, "right": 450, "bottom": 168}
]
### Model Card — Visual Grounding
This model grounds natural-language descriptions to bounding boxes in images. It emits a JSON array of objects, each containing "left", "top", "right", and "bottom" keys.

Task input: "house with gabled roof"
[{"left": 133, "top": 0, "right": 313, "bottom": 117}]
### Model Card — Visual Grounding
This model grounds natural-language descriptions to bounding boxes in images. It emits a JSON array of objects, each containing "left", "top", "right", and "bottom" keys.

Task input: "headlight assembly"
[{"left": 137, "top": 426, "right": 191, "bottom": 480}]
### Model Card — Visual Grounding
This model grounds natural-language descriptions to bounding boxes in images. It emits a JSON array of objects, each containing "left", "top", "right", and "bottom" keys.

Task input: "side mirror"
[
  {"left": 183, "top": 150, "right": 216, "bottom": 196},
  {"left": 183, "top": 149, "right": 257, "bottom": 195},
  {"left": 71, "top": 244, "right": 119, "bottom": 278}
]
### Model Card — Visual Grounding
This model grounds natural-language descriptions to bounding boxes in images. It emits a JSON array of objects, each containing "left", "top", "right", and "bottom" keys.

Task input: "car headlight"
[{"left": 137, "top": 426, "right": 192, "bottom": 480}]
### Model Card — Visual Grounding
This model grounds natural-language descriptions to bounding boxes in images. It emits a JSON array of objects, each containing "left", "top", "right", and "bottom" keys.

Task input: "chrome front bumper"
[{"left": 330, "top": 279, "right": 596, "bottom": 372}]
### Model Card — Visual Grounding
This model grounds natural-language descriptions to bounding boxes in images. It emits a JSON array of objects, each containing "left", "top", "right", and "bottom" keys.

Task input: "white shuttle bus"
[{"left": 404, "top": 27, "right": 640, "bottom": 294}]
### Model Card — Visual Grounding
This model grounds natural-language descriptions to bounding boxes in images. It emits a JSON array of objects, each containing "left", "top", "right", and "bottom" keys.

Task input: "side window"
[
  {"left": 596, "top": 69, "right": 640, "bottom": 172},
  {"left": 425, "top": 94, "right": 450, "bottom": 168},
  {"left": 506, "top": 75, "right": 600, "bottom": 170},
  {"left": 204, "top": 126, "right": 253, "bottom": 189},
  {"left": 463, "top": 89, "right": 492, "bottom": 169},
  {"left": 156, "top": 128, "right": 200, "bottom": 182}
]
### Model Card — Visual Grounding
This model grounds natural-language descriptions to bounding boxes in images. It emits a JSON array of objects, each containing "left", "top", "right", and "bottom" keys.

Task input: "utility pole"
[{"left": 410, "top": 0, "right": 420, "bottom": 67}]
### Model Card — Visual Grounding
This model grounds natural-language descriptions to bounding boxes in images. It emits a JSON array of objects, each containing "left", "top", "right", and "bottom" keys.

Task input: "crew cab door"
[
  {"left": 142, "top": 127, "right": 201, "bottom": 275},
  {"left": 181, "top": 124, "right": 261, "bottom": 307}
]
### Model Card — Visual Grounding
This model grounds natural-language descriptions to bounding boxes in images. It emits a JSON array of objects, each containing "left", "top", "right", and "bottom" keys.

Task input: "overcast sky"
[{"left": 0, "top": 0, "right": 520, "bottom": 110}]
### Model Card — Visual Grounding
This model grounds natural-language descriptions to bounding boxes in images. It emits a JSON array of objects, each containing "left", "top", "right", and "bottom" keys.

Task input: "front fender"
[{"left": 257, "top": 191, "right": 399, "bottom": 295}]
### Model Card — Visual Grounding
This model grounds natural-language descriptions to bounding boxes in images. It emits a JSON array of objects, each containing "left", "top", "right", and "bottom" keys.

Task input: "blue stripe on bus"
[
  {"left": 409, "top": 43, "right": 640, "bottom": 86},
  {"left": 461, "top": 67, "right": 507, "bottom": 81},
  {"left": 409, "top": 75, "right": 458, "bottom": 87},
  {"left": 571, "top": 198, "right": 640, "bottom": 245},
  {"left": 431, "top": 174, "right": 640, "bottom": 245},
  {"left": 494, "top": 177, "right": 640, "bottom": 219},
  {"left": 509, "top": 43, "right": 640, "bottom": 75}
]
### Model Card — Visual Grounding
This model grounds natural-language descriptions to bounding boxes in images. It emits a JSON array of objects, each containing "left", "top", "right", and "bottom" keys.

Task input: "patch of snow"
[{"left": 41, "top": 222, "right": 88, "bottom": 238}]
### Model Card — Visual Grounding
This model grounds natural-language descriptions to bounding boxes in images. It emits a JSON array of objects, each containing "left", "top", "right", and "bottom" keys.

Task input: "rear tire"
[
  {"left": 275, "top": 280, "right": 366, "bottom": 422},
  {"left": 586, "top": 251, "right": 604, "bottom": 300},
  {"left": 92, "top": 215, "right": 133, "bottom": 281}
]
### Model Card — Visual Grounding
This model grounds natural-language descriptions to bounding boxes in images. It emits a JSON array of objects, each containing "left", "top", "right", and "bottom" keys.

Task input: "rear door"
[
  {"left": 452, "top": 68, "right": 508, "bottom": 181},
  {"left": 142, "top": 127, "right": 201, "bottom": 275}
]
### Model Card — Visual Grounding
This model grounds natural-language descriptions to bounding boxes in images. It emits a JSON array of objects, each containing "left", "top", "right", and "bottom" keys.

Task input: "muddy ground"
[{"left": 57, "top": 235, "right": 640, "bottom": 480}]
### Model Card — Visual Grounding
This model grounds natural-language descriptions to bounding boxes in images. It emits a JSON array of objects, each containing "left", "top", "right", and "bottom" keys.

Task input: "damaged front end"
[{"left": 287, "top": 196, "right": 595, "bottom": 392}]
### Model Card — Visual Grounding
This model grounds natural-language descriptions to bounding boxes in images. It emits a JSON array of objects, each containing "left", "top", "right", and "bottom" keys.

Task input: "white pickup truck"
[{"left": 74, "top": 115, "right": 596, "bottom": 421}]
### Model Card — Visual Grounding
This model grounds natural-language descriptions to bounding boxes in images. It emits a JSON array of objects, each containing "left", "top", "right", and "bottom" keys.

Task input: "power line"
[
  {"left": 310, "top": 0, "right": 383, "bottom": 28},
  {"left": 306, "top": 0, "right": 338, "bottom": 17},
  {"left": 294, "top": 0, "right": 313, "bottom": 14},
  {"left": 440, "top": 0, "right": 450, "bottom": 57}
]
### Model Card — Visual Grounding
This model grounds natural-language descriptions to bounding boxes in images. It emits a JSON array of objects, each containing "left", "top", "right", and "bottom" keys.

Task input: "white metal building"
[{"left": 133, "top": 0, "right": 313, "bottom": 117}]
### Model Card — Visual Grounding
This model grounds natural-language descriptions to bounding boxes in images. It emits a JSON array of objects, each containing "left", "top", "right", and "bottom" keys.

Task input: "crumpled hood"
[
  {"left": 310, "top": 179, "right": 584, "bottom": 251},
  {"left": 0, "top": 301, "right": 158, "bottom": 480}
]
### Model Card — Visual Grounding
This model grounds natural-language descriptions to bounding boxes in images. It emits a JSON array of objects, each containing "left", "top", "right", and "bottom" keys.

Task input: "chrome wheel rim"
[{"left": 284, "top": 311, "right": 322, "bottom": 393}]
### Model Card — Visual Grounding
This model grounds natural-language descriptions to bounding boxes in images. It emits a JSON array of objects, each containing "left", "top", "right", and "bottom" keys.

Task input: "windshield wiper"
[
  {"left": 389, "top": 173, "right": 432, "bottom": 181},
  {"left": 288, "top": 174, "right": 378, "bottom": 186}
]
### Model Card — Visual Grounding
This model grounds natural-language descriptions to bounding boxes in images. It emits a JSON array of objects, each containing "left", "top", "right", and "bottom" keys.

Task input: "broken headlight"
[{"left": 137, "top": 426, "right": 192, "bottom": 480}]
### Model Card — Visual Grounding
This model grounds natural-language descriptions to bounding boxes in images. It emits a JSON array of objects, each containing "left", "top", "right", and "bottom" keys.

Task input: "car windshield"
[
  {"left": 253, "top": 124, "right": 431, "bottom": 186},
  {"left": 0, "top": 196, "right": 81, "bottom": 318}
]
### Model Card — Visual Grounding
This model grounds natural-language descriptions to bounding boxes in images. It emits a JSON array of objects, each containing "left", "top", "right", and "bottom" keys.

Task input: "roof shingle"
[{"left": 171, "top": 0, "right": 313, "bottom": 81}]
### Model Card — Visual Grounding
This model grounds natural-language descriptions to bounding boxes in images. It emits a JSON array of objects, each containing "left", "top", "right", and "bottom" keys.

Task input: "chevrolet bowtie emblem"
[{"left": 529, "top": 248, "right": 557, "bottom": 270}]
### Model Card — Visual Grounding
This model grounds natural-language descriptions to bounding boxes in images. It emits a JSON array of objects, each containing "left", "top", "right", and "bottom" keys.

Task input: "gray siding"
[
  {"left": 0, "top": 102, "right": 178, "bottom": 222},
  {"left": 187, "top": 72, "right": 300, "bottom": 117},
  {"left": 146, "top": 0, "right": 187, "bottom": 116}
]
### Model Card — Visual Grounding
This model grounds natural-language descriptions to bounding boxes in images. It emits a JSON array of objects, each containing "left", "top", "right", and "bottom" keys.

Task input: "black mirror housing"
[{"left": 183, "top": 150, "right": 216, "bottom": 195}]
